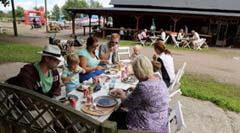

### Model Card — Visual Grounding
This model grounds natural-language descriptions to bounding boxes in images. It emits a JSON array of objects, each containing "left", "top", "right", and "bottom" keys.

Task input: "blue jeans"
[{"left": 79, "top": 70, "right": 104, "bottom": 82}]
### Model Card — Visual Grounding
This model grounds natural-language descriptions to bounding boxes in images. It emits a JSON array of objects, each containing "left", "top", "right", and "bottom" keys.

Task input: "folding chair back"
[
  {"left": 171, "top": 35, "right": 180, "bottom": 48},
  {"left": 168, "top": 69, "right": 181, "bottom": 91},
  {"left": 137, "top": 33, "right": 147, "bottom": 46},
  {"left": 168, "top": 101, "right": 186, "bottom": 133},
  {"left": 196, "top": 38, "right": 207, "bottom": 50},
  {"left": 169, "top": 62, "right": 187, "bottom": 99},
  {"left": 176, "top": 101, "right": 186, "bottom": 131},
  {"left": 163, "top": 35, "right": 169, "bottom": 44},
  {"left": 176, "top": 62, "right": 187, "bottom": 83},
  {"left": 117, "top": 46, "right": 131, "bottom": 63}
]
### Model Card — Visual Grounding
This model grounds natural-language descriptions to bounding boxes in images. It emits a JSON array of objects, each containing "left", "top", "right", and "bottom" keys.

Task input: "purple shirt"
[{"left": 123, "top": 79, "right": 169, "bottom": 132}]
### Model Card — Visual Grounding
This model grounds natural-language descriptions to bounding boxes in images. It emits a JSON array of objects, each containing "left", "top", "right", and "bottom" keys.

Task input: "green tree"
[
  {"left": 89, "top": 0, "right": 102, "bottom": 8},
  {"left": 33, "top": 6, "right": 44, "bottom": 10},
  {"left": 0, "top": 0, "right": 10, "bottom": 7},
  {"left": 15, "top": 6, "right": 24, "bottom": 17},
  {"left": 61, "top": 0, "right": 88, "bottom": 20},
  {"left": 1, "top": 0, "right": 18, "bottom": 36},
  {"left": 52, "top": 4, "right": 60, "bottom": 21}
]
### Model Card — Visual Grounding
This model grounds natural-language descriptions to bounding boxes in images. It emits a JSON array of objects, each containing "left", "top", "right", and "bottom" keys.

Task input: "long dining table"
[{"left": 67, "top": 70, "right": 138, "bottom": 123}]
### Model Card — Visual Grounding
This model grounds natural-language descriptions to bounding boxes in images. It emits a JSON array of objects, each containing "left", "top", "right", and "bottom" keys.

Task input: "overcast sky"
[{"left": 0, "top": 0, "right": 112, "bottom": 12}]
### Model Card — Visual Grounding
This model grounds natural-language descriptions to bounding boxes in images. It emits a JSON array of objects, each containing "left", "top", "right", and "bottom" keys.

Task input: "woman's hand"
[
  {"left": 110, "top": 88, "right": 127, "bottom": 100},
  {"left": 153, "top": 54, "right": 157, "bottom": 61}
]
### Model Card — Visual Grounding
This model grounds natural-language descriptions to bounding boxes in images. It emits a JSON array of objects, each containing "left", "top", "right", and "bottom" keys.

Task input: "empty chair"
[{"left": 117, "top": 46, "right": 131, "bottom": 63}]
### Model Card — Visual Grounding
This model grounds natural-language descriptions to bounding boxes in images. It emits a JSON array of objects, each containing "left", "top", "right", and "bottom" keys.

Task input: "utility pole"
[
  {"left": 44, "top": 0, "right": 48, "bottom": 32},
  {"left": 11, "top": 0, "right": 18, "bottom": 36}
]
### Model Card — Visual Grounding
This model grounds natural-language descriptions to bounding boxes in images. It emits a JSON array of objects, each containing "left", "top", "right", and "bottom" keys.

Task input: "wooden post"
[
  {"left": 98, "top": 15, "right": 101, "bottom": 27},
  {"left": 83, "top": 26, "right": 86, "bottom": 36},
  {"left": 135, "top": 16, "right": 141, "bottom": 31},
  {"left": 103, "top": 16, "right": 106, "bottom": 27},
  {"left": 72, "top": 13, "right": 76, "bottom": 36},
  {"left": 170, "top": 16, "right": 181, "bottom": 32},
  {"left": 89, "top": 14, "right": 92, "bottom": 36},
  {"left": 102, "top": 16, "right": 108, "bottom": 38}
]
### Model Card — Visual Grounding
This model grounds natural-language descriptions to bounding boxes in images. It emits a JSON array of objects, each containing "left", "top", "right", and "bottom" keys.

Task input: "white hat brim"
[{"left": 39, "top": 52, "right": 64, "bottom": 62}]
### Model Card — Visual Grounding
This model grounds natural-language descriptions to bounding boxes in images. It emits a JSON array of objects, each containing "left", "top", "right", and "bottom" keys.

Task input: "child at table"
[
  {"left": 62, "top": 53, "right": 85, "bottom": 94},
  {"left": 130, "top": 45, "right": 142, "bottom": 60}
]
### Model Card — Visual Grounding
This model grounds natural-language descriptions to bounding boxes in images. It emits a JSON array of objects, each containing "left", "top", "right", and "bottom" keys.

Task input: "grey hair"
[{"left": 131, "top": 55, "right": 154, "bottom": 80}]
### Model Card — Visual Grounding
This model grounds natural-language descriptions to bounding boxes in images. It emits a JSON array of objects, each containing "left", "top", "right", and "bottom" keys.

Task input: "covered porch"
[{"left": 67, "top": 7, "right": 240, "bottom": 46}]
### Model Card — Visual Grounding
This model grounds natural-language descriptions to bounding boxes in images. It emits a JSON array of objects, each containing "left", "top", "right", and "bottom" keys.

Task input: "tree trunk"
[
  {"left": 44, "top": 0, "right": 48, "bottom": 32},
  {"left": 11, "top": 0, "right": 18, "bottom": 36}
]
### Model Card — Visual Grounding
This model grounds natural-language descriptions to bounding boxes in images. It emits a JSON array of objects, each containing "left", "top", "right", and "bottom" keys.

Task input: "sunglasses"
[{"left": 110, "top": 41, "right": 119, "bottom": 44}]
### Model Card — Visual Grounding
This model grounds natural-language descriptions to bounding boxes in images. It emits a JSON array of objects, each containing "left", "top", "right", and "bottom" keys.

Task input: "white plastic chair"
[
  {"left": 137, "top": 33, "right": 147, "bottom": 46},
  {"left": 163, "top": 35, "right": 170, "bottom": 45},
  {"left": 196, "top": 38, "right": 208, "bottom": 50},
  {"left": 168, "top": 101, "right": 186, "bottom": 133},
  {"left": 171, "top": 35, "right": 180, "bottom": 48},
  {"left": 117, "top": 46, "right": 131, "bottom": 63},
  {"left": 169, "top": 62, "right": 187, "bottom": 99}
]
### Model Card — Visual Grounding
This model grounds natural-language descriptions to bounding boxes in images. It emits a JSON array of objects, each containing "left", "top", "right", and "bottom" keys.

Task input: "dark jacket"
[{"left": 6, "top": 63, "right": 61, "bottom": 98}]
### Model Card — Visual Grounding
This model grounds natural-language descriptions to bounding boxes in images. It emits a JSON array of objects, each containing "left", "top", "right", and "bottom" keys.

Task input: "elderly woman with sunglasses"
[
  {"left": 109, "top": 55, "right": 169, "bottom": 133},
  {"left": 78, "top": 36, "right": 108, "bottom": 82},
  {"left": 98, "top": 33, "right": 120, "bottom": 64}
]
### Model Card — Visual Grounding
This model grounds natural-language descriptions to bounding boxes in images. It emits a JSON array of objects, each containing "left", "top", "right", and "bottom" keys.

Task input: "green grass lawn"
[
  {"left": 0, "top": 42, "right": 41, "bottom": 63},
  {"left": 181, "top": 74, "right": 240, "bottom": 112}
]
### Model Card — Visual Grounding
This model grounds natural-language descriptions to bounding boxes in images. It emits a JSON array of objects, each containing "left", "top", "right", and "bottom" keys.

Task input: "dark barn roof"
[
  {"left": 68, "top": 0, "right": 240, "bottom": 17},
  {"left": 68, "top": 7, "right": 240, "bottom": 17},
  {"left": 110, "top": 0, "right": 240, "bottom": 12}
]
